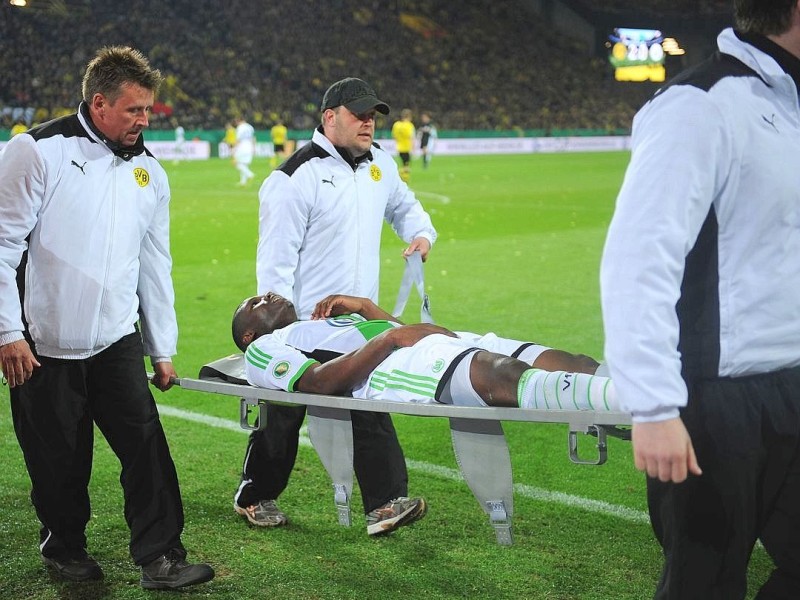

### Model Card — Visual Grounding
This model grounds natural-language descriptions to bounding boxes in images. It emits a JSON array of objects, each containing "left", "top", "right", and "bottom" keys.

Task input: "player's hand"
[
  {"left": 0, "top": 340, "right": 41, "bottom": 388},
  {"left": 151, "top": 361, "right": 178, "bottom": 392},
  {"left": 631, "top": 418, "right": 702, "bottom": 483},
  {"left": 403, "top": 237, "right": 432, "bottom": 261},
  {"left": 386, "top": 323, "right": 455, "bottom": 348},
  {"left": 311, "top": 295, "right": 366, "bottom": 319}
]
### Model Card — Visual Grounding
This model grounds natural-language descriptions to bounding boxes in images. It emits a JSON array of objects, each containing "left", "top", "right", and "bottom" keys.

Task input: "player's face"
[
  {"left": 243, "top": 292, "right": 298, "bottom": 335},
  {"left": 326, "top": 107, "right": 376, "bottom": 156},
  {"left": 91, "top": 82, "right": 154, "bottom": 147}
]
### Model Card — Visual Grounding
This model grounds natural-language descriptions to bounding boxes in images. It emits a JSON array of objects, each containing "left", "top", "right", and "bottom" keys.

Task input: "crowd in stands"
[{"left": 1, "top": 0, "right": 703, "bottom": 134}]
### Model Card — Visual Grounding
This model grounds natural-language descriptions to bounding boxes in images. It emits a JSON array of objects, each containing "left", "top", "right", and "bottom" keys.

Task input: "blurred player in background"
[
  {"left": 232, "top": 116, "right": 256, "bottom": 186},
  {"left": 223, "top": 120, "right": 236, "bottom": 153},
  {"left": 172, "top": 118, "right": 185, "bottom": 164},
  {"left": 269, "top": 119, "right": 288, "bottom": 169},
  {"left": 391, "top": 108, "right": 415, "bottom": 182},
  {"left": 10, "top": 120, "right": 28, "bottom": 137},
  {"left": 417, "top": 112, "right": 437, "bottom": 169}
]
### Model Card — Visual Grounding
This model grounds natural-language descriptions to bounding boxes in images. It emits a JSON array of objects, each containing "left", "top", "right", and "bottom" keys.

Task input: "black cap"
[{"left": 320, "top": 77, "right": 390, "bottom": 115}]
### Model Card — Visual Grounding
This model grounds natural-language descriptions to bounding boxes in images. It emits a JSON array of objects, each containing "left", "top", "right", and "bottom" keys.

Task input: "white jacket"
[
  {"left": 0, "top": 104, "right": 177, "bottom": 359},
  {"left": 600, "top": 29, "right": 800, "bottom": 421},
  {"left": 257, "top": 127, "right": 437, "bottom": 319}
]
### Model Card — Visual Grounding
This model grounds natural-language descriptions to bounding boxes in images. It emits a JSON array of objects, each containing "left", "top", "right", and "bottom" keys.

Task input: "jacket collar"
[
  {"left": 733, "top": 30, "right": 800, "bottom": 95},
  {"left": 78, "top": 102, "right": 146, "bottom": 161},
  {"left": 314, "top": 125, "right": 373, "bottom": 171}
]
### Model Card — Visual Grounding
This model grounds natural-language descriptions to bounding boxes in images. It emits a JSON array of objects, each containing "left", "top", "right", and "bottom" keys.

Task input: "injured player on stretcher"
[{"left": 231, "top": 293, "right": 619, "bottom": 412}]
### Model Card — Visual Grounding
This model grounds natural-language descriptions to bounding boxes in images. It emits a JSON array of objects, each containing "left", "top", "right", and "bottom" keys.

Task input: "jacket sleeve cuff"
[
  {"left": 630, "top": 407, "right": 681, "bottom": 423},
  {"left": 0, "top": 331, "right": 24, "bottom": 347}
]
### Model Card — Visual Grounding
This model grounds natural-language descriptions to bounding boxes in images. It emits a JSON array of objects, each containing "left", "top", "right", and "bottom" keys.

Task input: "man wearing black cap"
[{"left": 233, "top": 77, "right": 437, "bottom": 536}]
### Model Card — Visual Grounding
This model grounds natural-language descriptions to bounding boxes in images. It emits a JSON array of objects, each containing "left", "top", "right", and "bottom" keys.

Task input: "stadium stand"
[{"left": 0, "top": 0, "right": 726, "bottom": 133}]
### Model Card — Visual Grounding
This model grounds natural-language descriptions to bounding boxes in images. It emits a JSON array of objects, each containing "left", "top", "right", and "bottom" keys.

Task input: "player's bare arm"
[{"left": 295, "top": 323, "right": 454, "bottom": 395}]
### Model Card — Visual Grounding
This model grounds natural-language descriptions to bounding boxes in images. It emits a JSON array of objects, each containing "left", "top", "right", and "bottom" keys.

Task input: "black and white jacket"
[
  {"left": 601, "top": 28, "right": 800, "bottom": 421},
  {"left": 0, "top": 103, "right": 177, "bottom": 360}
]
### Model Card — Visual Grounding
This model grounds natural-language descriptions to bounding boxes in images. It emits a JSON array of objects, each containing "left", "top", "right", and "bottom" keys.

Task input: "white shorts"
[
  {"left": 234, "top": 150, "right": 254, "bottom": 165},
  {"left": 353, "top": 333, "right": 477, "bottom": 404},
  {"left": 454, "top": 331, "right": 549, "bottom": 364}
]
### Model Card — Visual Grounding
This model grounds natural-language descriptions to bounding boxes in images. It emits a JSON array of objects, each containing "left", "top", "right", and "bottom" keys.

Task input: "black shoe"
[
  {"left": 41, "top": 551, "right": 104, "bottom": 582},
  {"left": 140, "top": 549, "right": 214, "bottom": 590}
]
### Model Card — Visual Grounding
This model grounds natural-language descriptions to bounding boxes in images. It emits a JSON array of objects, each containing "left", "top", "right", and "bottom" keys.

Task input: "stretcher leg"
[
  {"left": 449, "top": 418, "right": 514, "bottom": 545},
  {"left": 306, "top": 405, "right": 355, "bottom": 527}
]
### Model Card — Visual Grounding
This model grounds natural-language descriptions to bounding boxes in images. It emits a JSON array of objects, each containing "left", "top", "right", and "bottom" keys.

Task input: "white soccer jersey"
[
  {"left": 243, "top": 315, "right": 400, "bottom": 391},
  {"left": 243, "top": 316, "right": 541, "bottom": 402}
]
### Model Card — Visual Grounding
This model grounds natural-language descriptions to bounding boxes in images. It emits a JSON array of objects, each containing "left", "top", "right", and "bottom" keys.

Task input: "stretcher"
[{"left": 169, "top": 354, "right": 632, "bottom": 546}]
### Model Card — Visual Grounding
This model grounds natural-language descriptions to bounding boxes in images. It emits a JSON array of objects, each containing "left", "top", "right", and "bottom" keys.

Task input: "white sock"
[{"left": 517, "top": 368, "right": 618, "bottom": 411}]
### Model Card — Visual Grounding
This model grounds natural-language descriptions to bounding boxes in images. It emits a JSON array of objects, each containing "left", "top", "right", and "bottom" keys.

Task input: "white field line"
[
  {"left": 414, "top": 191, "right": 451, "bottom": 204},
  {"left": 157, "top": 403, "right": 649, "bottom": 524}
]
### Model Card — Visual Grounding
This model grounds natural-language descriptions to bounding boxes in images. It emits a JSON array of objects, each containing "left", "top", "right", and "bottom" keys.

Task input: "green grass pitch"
[{"left": 0, "top": 152, "right": 774, "bottom": 598}]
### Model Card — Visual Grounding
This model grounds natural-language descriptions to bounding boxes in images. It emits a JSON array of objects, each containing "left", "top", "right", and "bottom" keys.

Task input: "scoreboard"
[{"left": 608, "top": 27, "right": 666, "bottom": 82}]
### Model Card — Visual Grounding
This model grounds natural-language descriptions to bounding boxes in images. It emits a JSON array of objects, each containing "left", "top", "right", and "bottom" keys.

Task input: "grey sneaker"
[
  {"left": 140, "top": 549, "right": 214, "bottom": 590},
  {"left": 366, "top": 497, "right": 428, "bottom": 536},
  {"left": 234, "top": 499, "right": 288, "bottom": 527}
]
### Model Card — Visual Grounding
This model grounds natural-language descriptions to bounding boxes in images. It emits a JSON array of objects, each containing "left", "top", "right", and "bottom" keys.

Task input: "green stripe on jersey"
[
  {"left": 245, "top": 345, "right": 273, "bottom": 370},
  {"left": 352, "top": 319, "right": 395, "bottom": 341},
  {"left": 288, "top": 360, "right": 317, "bottom": 392}
]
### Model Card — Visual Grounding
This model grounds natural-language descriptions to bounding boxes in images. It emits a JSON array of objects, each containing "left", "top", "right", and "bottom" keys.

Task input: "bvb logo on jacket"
[
  {"left": 133, "top": 167, "right": 150, "bottom": 187},
  {"left": 370, "top": 164, "right": 381, "bottom": 182}
]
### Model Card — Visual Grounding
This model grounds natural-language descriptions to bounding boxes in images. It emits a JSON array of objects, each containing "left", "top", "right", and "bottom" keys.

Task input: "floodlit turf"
[{"left": 0, "top": 153, "right": 775, "bottom": 598}]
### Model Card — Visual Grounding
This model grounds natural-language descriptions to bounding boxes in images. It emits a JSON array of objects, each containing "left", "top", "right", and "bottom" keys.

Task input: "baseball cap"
[{"left": 320, "top": 77, "right": 391, "bottom": 115}]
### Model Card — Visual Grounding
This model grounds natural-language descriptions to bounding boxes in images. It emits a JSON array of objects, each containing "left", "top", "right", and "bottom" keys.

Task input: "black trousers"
[
  {"left": 648, "top": 366, "right": 800, "bottom": 600},
  {"left": 236, "top": 402, "right": 409, "bottom": 514},
  {"left": 10, "top": 332, "right": 184, "bottom": 566}
]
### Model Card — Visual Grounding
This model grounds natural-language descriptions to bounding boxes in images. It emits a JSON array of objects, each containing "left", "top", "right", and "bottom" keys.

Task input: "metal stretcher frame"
[{"left": 172, "top": 355, "right": 632, "bottom": 546}]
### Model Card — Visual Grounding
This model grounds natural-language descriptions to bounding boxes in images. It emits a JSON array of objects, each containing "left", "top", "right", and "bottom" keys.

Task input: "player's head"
[
  {"left": 734, "top": 0, "right": 797, "bottom": 35},
  {"left": 421, "top": 112, "right": 431, "bottom": 124},
  {"left": 400, "top": 109, "right": 412, "bottom": 120},
  {"left": 232, "top": 293, "right": 298, "bottom": 352}
]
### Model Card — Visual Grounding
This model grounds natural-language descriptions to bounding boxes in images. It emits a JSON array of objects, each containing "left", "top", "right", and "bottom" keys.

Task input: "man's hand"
[
  {"left": 386, "top": 323, "right": 455, "bottom": 347},
  {"left": 0, "top": 340, "right": 41, "bottom": 388},
  {"left": 151, "top": 361, "right": 178, "bottom": 392},
  {"left": 632, "top": 418, "right": 702, "bottom": 483},
  {"left": 311, "top": 295, "right": 368, "bottom": 320},
  {"left": 403, "top": 237, "right": 432, "bottom": 261}
]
